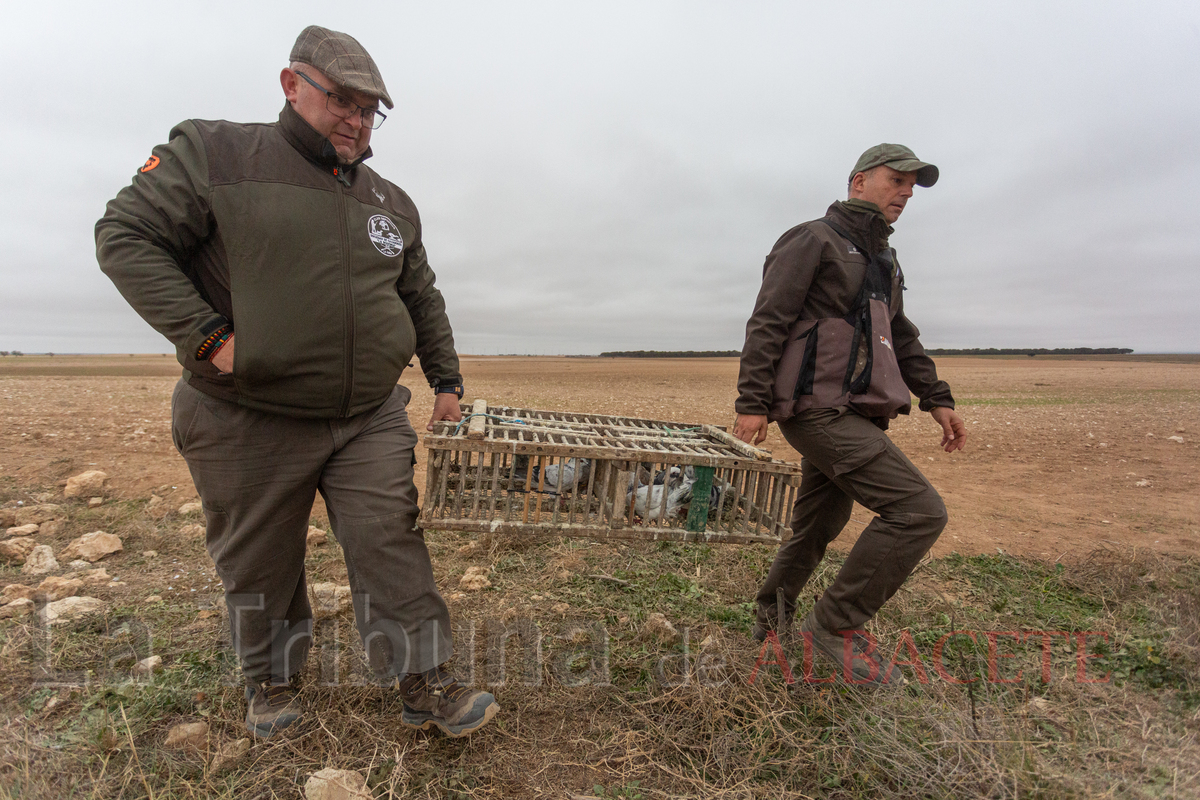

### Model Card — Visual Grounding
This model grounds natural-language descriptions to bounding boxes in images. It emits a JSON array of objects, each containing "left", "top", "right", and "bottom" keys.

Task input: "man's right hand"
[
  {"left": 733, "top": 413, "right": 769, "bottom": 445},
  {"left": 211, "top": 334, "right": 235, "bottom": 375}
]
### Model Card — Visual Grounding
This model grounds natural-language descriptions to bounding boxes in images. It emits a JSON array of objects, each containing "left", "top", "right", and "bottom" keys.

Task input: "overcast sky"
[{"left": 3, "top": 1, "right": 1198, "bottom": 355}]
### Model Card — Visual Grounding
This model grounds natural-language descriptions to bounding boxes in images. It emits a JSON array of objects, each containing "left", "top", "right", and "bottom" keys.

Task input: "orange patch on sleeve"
[{"left": 139, "top": 155, "right": 160, "bottom": 173}]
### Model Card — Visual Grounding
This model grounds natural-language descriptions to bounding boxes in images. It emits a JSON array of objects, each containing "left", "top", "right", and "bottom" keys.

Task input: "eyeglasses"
[{"left": 295, "top": 71, "right": 387, "bottom": 130}]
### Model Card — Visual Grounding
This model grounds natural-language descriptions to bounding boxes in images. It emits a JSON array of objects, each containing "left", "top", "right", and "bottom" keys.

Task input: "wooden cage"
[{"left": 419, "top": 401, "right": 803, "bottom": 545}]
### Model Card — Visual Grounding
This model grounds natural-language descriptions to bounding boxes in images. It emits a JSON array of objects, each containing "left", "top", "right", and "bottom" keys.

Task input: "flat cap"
[
  {"left": 849, "top": 143, "right": 938, "bottom": 187},
  {"left": 290, "top": 25, "right": 393, "bottom": 109}
]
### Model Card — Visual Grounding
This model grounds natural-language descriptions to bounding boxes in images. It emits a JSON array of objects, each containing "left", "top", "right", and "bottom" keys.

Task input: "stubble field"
[{"left": 0, "top": 354, "right": 1197, "bottom": 798}]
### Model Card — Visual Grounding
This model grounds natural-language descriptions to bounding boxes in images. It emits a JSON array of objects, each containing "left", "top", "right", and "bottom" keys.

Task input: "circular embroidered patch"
[{"left": 367, "top": 214, "right": 404, "bottom": 257}]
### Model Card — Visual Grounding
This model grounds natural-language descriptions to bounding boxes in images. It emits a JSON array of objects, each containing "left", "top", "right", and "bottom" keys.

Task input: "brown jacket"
[
  {"left": 97, "top": 103, "right": 460, "bottom": 418},
  {"left": 736, "top": 200, "right": 953, "bottom": 419}
]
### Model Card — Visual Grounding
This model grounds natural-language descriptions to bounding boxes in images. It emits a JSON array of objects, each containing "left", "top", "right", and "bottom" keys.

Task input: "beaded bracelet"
[{"left": 196, "top": 325, "right": 233, "bottom": 362}]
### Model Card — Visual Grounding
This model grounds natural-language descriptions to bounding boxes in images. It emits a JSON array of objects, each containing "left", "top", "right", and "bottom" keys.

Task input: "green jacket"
[{"left": 96, "top": 103, "right": 461, "bottom": 418}]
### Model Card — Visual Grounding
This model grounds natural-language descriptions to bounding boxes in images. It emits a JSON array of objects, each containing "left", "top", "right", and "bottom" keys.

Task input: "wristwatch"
[{"left": 434, "top": 383, "right": 465, "bottom": 399}]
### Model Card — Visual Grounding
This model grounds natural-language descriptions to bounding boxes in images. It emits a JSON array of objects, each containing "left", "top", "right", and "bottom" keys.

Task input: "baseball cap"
[
  {"left": 849, "top": 144, "right": 938, "bottom": 187},
  {"left": 290, "top": 25, "right": 393, "bottom": 109}
]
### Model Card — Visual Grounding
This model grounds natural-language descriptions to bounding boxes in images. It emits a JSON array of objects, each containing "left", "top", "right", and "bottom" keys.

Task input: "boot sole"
[{"left": 402, "top": 697, "right": 500, "bottom": 738}]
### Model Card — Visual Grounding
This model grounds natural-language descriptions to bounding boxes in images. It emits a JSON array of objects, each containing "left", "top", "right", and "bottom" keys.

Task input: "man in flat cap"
[
  {"left": 733, "top": 144, "right": 967, "bottom": 685},
  {"left": 97, "top": 26, "right": 498, "bottom": 737}
]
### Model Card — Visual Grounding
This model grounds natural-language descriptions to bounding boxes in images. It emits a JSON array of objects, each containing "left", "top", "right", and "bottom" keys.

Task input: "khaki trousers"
[
  {"left": 756, "top": 407, "right": 947, "bottom": 632},
  {"left": 171, "top": 379, "right": 452, "bottom": 684}
]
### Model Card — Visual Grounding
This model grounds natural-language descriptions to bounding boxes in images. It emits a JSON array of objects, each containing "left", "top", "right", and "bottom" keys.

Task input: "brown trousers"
[
  {"left": 171, "top": 379, "right": 452, "bottom": 684},
  {"left": 756, "top": 407, "right": 947, "bottom": 632}
]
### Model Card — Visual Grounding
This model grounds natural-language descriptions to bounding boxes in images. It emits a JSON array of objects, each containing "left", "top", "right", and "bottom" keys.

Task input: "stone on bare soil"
[
  {"left": 15, "top": 504, "right": 63, "bottom": 526},
  {"left": 2, "top": 584, "right": 37, "bottom": 604},
  {"left": 64, "top": 471, "right": 108, "bottom": 498},
  {"left": 0, "top": 509, "right": 15, "bottom": 528},
  {"left": 177, "top": 501, "right": 202, "bottom": 515},
  {"left": 146, "top": 495, "right": 163, "bottom": 509},
  {"left": 305, "top": 768, "right": 372, "bottom": 800},
  {"left": 644, "top": 612, "right": 679, "bottom": 642},
  {"left": 88, "top": 497, "right": 104, "bottom": 508},
  {"left": 164, "top": 721, "right": 209, "bottom": 750},
  {"left": 38, "top": 519, "right": 62, "bottom": 537},
  {"left": 22, "top": 545, "right": 59, "bottom": 576},
  {"left": 133, "top": 655, "right": 164, "bottom": 676},
  {"left": 211, "top": 737, "right": 251, "bottom": 772},
  {"left": 61, "top": 531, "right": 123, "bottom": 562},
  {"left": 459, "top": 566, "right": 492, "bottom": 591},
  {"left": 311, "top": 582, "right": 352, "bottom": 618},
  {"left": 0, "top": 538, "right": 38, "bottom": 564},
  {"left": 41, "top": 596, "right": 106, "bottom": 625},
  {"left": 68, "top": 560, "right": 92, "bottom": 570},
  {"left": 180, "top": 524, "right": 205, "bottom": 537},
  {"left": 35, "top": 576, "right": 83, "bottom": 602},
  {"left": 0, "top": 598, "right": 35, "bottom": 620},
  {"left": 77, "top": 567, "right": 111, "bottom": 585},
  {"left": 5, "top": 524, "right": 40, "bottom": 538},
  {"left": 1168, "top": 435, "right": 1185, "bottom": 443},
  {"left": 145, "top": 595, "right": 163, "bottom": 603},
  {"left": 307, "top": 526, "right": 328, "bottom": 546}
]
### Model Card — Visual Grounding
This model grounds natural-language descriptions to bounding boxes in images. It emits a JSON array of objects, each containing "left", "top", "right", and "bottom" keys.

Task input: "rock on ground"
[
  {"left": 644, "top": 612, "right": 679, "bottom": 642},
  {"left": 312, "top": 583, "right": 352, "bottom": 618},
  {"left": 38, "top": 519, "right": 62, "bottom": 537},
  {"left": 305, "top": 768, "right": 372, "bottom": 800},
  {"left": 41, "top": 596, "right": 106, "bottom": 625},
  {"left": 64, "top": 471, "right": 108, "bottom": 498},
  {"left": 0, "top": 598, "right": 35, "bottom": 620},
  {"left": 36, "top": 576, "right": 83, "bottom": 602},
  {"left": 459, "top": 566, "right": 492, "bottom": 591},
  {"left": 177, "top": 501, "right": 202, "bottom": 515},
  {"left": 22, "top": 546, "right": 59, "bottom": 576},
  {"left": 307, "top": 526, "right": 328, "bottom": 546},
  {"left": 5, "top": 524, "right": 40, "bottom": 538},
  {"left": 0, "top": 538, "right": 37, "bottom": 565},
  {"left": 88, "top": 497, "right": 104, "bottom": 508},
  {"left": 61, "top": 531, "right": 123, "bottom": 562},
  {"left": 180, "top": 524, "right": 206, "bottom": 537},
  {"left": 1, "top": 584, "right": 37, "bottom": 604},
  {"left": 0, "top": 509, "right": 15, "bottom": 528},
  {"left": 164, "top": 721, "right": 209, "bottom": 750},
  {"left": 77, "top": 567, "right": 111, "bottom": 585}
]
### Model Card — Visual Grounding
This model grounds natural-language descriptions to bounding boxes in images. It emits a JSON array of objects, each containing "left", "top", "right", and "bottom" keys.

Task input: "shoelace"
[
  {"left": 405, "top": 668, "right": 470, "bottom": 702},
  {"left": 259, "top": 683, "right": 297, "bottom": 706}
]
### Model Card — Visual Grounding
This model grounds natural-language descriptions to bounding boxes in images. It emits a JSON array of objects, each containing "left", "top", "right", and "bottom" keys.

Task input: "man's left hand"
[
  {"left": 428, "top": 393, "right": 463, "bottom": 431},
  {"left": 930, "top": 406, "right": 967, "bottom": 453}
]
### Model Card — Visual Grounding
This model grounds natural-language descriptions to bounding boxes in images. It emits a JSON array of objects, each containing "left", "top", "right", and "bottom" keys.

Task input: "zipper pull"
[{"left": 333, "top": 166, "right": 351, "bottom": 187}]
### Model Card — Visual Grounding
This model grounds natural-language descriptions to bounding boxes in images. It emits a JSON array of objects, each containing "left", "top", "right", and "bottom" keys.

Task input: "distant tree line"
[
  {"left": 926, "top": 347, "right": 1133, "bottom": 356},
  {"left": 599, "top": 350, "right": 741, "bottom": 358},
  {"left": 0, "top": 351, "right": 22, "bottom": 356}
]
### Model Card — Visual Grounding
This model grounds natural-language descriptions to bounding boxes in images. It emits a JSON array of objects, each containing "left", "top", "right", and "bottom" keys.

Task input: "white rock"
[
  {"left": 22, "top": 545, "right": 59, "bottom": 576},
  {"left": 211, "top": 738, "right": 251, "bottom": 772},
  {"left": 68, "top": 560, "right": 91, "bottom": 570},
  {"left": 41, "top": 596, "right": 106, "bottom": 625},
  {"left": 61, "top": 531, "right": 123, "bottom": 562},
  {"left": 305, "top": 768, "right": 372, "bottom": 800},
  {"left": 1168, "top": 436, "right": 1185, "bottom": 444},
  {"left": 0, "top": 598, "right": 35, "bottom": 619},
  {"left": 1135, "top": 480, "right": 1151, "bottom": 488},
  {"left": 311, "top": 583, "right": 352, "bottom": 618},
  {"left": 143, "top": 551, "right": 158, "bottom": 558},
  {"left": 306, "top": 526, "right": 328, "bottom": 546},
  {"left": 459, "top": 566, "right": 492, "bottom": 591},
  {"left": 133, "top": 655, "right": 163, "bottom": 676},
  {"left": 177, "top": 501, "right": 202, "bottom": 515},
  {"left": 64, "top": 471, "right": 107, "bottom": 498},
  {"left": 0, "top": 538, "right": 38, "bottom": 564},
  {"left": 164, "top": 721, "right": 209, "bottom": 750},
  {"left": 644, "top": 612, "right": 679, "bottom": 642},
  {"left": 35, "top": 576, "right": 83, "bottom": 602},
  {"left": 16, "top": 504, "right": 62, "bottom": 526},
  {"left": 88, "top": 497, "right": 104, "bottom": 508},
  {"left": 5, "top": 524, "right": 40, "bottom": 538}
]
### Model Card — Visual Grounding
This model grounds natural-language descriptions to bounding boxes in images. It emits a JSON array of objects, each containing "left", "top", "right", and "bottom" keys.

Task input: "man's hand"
[
  {"left": 428, "top": 392, "right": 463, "bottom": 431},
  {"left": 930, "top": 406, "right": 967, "bottom": 453},
  {"left": 733, "top": 413, "right": 769, "bottom": 446},
  {"left": 211, "top": 334, "right": 235, "bottom": 374}
]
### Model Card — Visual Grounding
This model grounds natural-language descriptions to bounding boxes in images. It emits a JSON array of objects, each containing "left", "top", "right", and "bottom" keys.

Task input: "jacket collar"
[
  {"left": 825, "top": 199, "right": 892, "bottom": 255},
  {"left": 276, "top": 102, "right": 372, "bottom": 171}
]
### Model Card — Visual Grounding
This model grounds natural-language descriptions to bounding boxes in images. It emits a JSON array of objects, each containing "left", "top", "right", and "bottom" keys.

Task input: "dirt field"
[{"left": 2, "top": 354, "right": 1197, "bottom": 559}]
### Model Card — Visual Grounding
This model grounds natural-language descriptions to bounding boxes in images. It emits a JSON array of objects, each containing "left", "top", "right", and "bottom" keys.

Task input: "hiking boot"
[
  {"left": 397, "top": 665, "right": 499, "bottom": 738},
  {"left": 800, "top": 612, "right": 902, "bottom": 687},
  {"left": 751, "top": 600, "right": 796, "bottom": 643},
  {"left": 244, "top": 679, "right": 303, "bottom": 738}
]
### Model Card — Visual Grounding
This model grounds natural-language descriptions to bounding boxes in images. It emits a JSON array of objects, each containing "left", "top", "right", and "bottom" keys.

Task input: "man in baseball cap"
[
  {"left": 733, "top": 143, "right": 966, "bottom": 685},
  {"left": 98, "top": 26, "right": 496, "bottom": 738}
]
